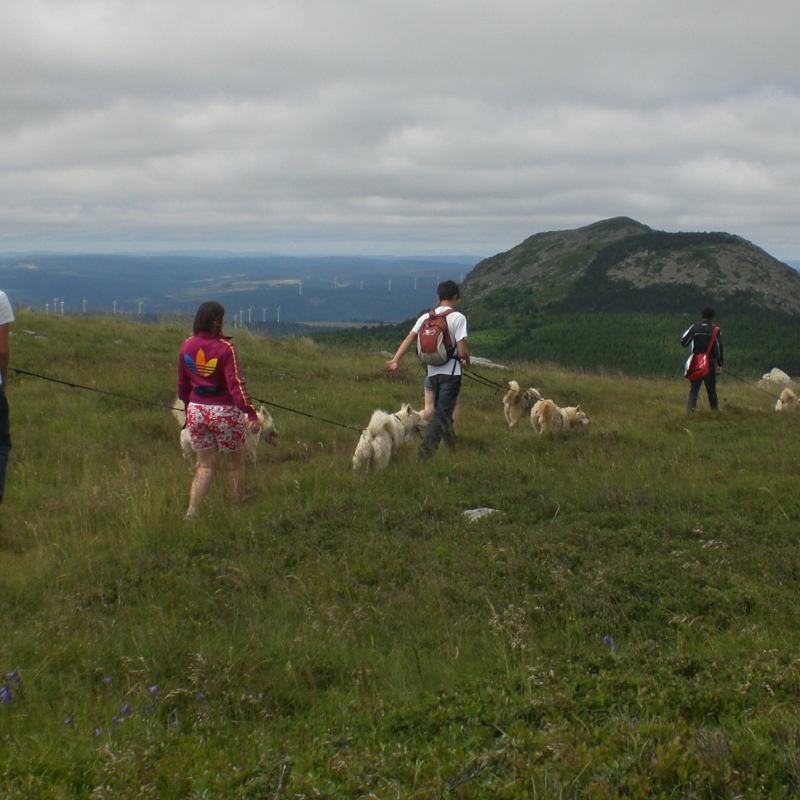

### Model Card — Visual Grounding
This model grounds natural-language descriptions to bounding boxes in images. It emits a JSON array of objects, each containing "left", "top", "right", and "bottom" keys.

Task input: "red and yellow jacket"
[{"left": 177, "top": 331, "right": 258, "bottom": 421}]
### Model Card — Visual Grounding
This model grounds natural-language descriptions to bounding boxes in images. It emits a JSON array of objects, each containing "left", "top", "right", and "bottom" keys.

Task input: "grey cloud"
[{"left": 1, "top": 0, "right": 800, "bottom": 258}]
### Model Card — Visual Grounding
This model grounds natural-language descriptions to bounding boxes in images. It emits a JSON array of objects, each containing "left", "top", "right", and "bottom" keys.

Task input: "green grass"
[{"left": 3, "top": 312, "right": 800, "bottom": 797}]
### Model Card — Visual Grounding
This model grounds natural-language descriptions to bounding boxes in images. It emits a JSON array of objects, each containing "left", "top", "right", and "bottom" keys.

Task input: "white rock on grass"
[
  {"left": 462, "top": 507, "right": 499, "bottom": 523},
  {"left": 759, "top": 368, "right": 793, "bottom": 387},
  {"left": 469, "top": 356, "right": 508, "bottom": 369}
]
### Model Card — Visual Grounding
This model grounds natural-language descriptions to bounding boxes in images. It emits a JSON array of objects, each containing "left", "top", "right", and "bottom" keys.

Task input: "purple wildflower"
[
  {"left": 94, "top": 727, "right": 102, "bottom": 736},
  {"left": 121, "top": 703, "right": 131, "bottom": 714},
  {"left": 1, "top": 685, "right": 12, "bottom": 705},
  {"left": 149, "top": 684, "right": 159, "bottom": 695},
  {"left": 144, "top": 704, "right": 154, "bottom": 715},
  {"left": 6, "top": 670, "right": 21, "bottom": 685},
  {"left": 112, "top": 716, "right": 121, "bottom": 726},
  {"left": 65, "top": 717, "right": 73, "bottom": 726},
  {"left": 602, "top": 635, "right": 616, "bottom": 653},
  {"left": 103, "top": 677, "right": 112, "bottom": 685}
]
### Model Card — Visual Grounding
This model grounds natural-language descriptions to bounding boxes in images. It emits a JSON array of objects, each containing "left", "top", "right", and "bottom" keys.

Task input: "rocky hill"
[{"left": 463, "top": 217, "right": 800, "bottom": 315}]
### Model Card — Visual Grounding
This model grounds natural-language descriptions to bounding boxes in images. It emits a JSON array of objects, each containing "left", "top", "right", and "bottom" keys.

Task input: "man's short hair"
[
  {"left": 701, "top": 306, "right": 715, "bottom": 320},
  {"left": 437, "top": 280, "right": 460, "bottom": 302}
]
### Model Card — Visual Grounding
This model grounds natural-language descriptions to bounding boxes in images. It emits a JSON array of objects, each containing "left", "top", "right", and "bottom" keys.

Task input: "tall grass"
[{"left": 3, "top": 311, "right": 800, "bottom": 797}]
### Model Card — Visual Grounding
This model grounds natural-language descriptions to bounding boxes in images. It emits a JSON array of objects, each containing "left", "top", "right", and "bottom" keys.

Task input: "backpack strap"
[{"left": 704, "top": 326, "right": 719, "bottom": 356}]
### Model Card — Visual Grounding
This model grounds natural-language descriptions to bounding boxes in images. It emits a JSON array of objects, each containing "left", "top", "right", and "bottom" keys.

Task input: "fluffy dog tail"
[
  {"left": 171, "top": 397, "right": 186, "bottom": 428},
  {"left": 352, "top": 428, "right": 376, "bottom": 470}
]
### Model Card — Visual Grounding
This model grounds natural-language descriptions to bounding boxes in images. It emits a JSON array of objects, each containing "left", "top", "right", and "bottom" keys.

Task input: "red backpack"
[{"left": 416, "top": 309, "right": 456, "bottom": 366}]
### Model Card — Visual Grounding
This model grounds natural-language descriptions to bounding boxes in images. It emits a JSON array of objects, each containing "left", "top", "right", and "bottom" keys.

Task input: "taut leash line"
[
  {"left": 461, "top": 366, "right": 513, "bottom": 394},
  {"left": 9, "top": 367, "right": 180, "bottom": 411},
  {"left": 722, "top": 369, "right": 781, "bottom": 400},
  {"left": 250, "top": 395, "right": 362, "bottom": 433},
  {"left": 10, "top": 367, "right": 364, "bottom": 432}
]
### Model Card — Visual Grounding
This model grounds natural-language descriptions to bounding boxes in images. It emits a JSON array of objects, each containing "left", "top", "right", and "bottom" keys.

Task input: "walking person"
[
  {"left": 0, "top": 289, "right": 14, "bottom": 505},
  {"left": 682, "top": 306, "right": 724, "bottom": 413},
  {"left": 386, "top": 280, "right": 469, "bottom": 459},
  {"left": 178, "top": 301, "right": 260, "bottom": 519}
]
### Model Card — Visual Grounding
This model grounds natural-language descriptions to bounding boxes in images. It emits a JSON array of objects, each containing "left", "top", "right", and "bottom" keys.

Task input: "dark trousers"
[
  {"left": 687, "top": 365, "right": 718, "bottom": 412},
  {"left": 420, "top": 374, "right": 461, "bottom": 458},
  {"left": 0, "top": 388, "right": 10, "bottom": 503}
]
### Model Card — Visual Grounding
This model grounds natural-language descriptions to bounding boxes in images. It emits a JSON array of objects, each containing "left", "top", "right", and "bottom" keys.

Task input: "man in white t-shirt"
[
  {"left": 386, "top": 280, "right": 470, "bottom": 459},
  {"left": 0, "top": 290, "right": 14, "bottom": 504}
]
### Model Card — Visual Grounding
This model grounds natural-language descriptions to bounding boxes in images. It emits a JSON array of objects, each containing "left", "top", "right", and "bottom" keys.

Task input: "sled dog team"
[{"left": 500, "top": 380, "right": 589, "bottom": 433}]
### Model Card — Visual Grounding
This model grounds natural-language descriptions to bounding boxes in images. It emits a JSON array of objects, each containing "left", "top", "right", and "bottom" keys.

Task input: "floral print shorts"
[{"left": 186, "top": 403, "right": 247, "bottom": 453}]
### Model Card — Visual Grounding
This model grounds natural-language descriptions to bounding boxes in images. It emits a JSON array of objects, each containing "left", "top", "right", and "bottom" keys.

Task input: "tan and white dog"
[
  {"left": 352, "top": 404, "right": 428, "bottom": 471},
  {"left": 172, "top": 399, "right": 278, "bottom": 468},
  {"left": 775, "top": 387, "right": 800, "bottom": 412},
  {"left": 501, "top": 380, "right": 543, "bottom": 429},
  {"left": 531, "top": 399, "right": 589, "bottom": 433}
]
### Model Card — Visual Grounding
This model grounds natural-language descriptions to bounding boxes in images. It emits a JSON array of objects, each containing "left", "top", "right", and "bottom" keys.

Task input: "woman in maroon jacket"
[{"left": 178, "top": 301, "right": 260, "bottom": 519}]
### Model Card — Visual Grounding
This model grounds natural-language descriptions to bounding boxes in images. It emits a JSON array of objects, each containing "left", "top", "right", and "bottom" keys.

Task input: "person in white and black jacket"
[{"left": 681, "top": 306, "right": 724, "bottom": 413}]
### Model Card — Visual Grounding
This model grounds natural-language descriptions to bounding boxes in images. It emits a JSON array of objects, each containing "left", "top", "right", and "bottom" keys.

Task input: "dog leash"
[
  {"left": 9, "top": 367, "right": 364, "bottom": 432},
  {"left": 250, "top": 394, "right": 363, "bottom": 433},
  {"left": 721, "top": 369, "right": 782, "bottom": 400},
  {"left": 460, "top": 366, "right": 511, "bottom": 394},
  {"left": 9, "top": 367, "right": 180, "bottom": 411}
]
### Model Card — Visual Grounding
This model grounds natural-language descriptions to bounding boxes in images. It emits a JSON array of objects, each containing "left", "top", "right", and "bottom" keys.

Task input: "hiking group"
[{"left": 0, "top": 279, "right": 735, "bottom": 518}]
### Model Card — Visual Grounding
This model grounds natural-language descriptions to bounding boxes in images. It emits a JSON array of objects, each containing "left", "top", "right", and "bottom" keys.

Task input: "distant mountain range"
[{"left": 0, "top": 253, "right": 481, "bottom": 323}]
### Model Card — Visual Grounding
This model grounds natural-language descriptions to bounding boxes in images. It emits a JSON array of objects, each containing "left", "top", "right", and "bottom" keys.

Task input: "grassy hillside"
[
  {"left": 3, "top": 312, "right": 800, "bottom": 797},
  {"left": 316, "top": 309, "right": 800, "bottom": 378}
]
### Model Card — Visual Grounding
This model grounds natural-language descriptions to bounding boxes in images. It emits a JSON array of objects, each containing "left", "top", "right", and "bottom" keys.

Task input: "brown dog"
[
  {"left": 502, "top": 380, "right": 543, "bottom": 429},
  {"left": 531, "top": 399, "right": 589, "bottom": 433}
]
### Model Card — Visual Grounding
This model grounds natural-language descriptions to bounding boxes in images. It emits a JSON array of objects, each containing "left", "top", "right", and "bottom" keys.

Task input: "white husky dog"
[
  {"left": 352, "top": 403, "right": 428, "bottom": 471},
  {"left": 172, "top": 398, "right": 278, "bottom": 468},
  {"left": 531, "top": 399, "right": 590, "bottom": 433},
  {"left": 776, "top": 387, "right": 800, "bottom": 412}
]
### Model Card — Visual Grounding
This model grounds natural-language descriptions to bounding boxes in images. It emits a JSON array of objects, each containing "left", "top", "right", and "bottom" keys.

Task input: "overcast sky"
[{"left": 2, "top": 0, "right": 799, "bottom": 260}]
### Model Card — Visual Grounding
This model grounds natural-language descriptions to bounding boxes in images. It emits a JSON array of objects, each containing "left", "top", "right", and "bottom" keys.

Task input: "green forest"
[{"left": 315, "top": 308, "right": 800, "bottom": 378}]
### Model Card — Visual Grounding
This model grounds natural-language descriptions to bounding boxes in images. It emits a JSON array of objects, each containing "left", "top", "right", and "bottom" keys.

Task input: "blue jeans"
[
  {"left": 0, "top": 388, "right": 10, "bottom": 503},
  {"left": 687, "top": 365, "right": 718, "bottom": 412},
  {"left": 420, "top": 374, "right": 461, "bottom": 458}
]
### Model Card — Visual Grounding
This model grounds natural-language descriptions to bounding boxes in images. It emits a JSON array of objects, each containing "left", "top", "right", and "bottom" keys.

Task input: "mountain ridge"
[{"left": 462, "top": 216, "right": 800, "bottom": 316}]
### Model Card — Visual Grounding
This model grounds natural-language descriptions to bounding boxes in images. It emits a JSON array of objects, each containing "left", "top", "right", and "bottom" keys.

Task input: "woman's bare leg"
[
  {"left": 224, "top": 448, "right": 246, "bottom": 504},
  {"left": 187, "top": 449, "right": 217, "bottom": 518}
]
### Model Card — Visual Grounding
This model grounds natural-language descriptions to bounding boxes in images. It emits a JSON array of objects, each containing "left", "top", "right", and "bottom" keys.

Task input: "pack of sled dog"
[
  {"left": 501, "top": 380, "right": 589, "bottom": 433},
  {"left": 172, "top": 377, "right": 590, "bottom": 473},
  {"left": 171, "top": 365, "right": 800, "bottom": 474}
]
